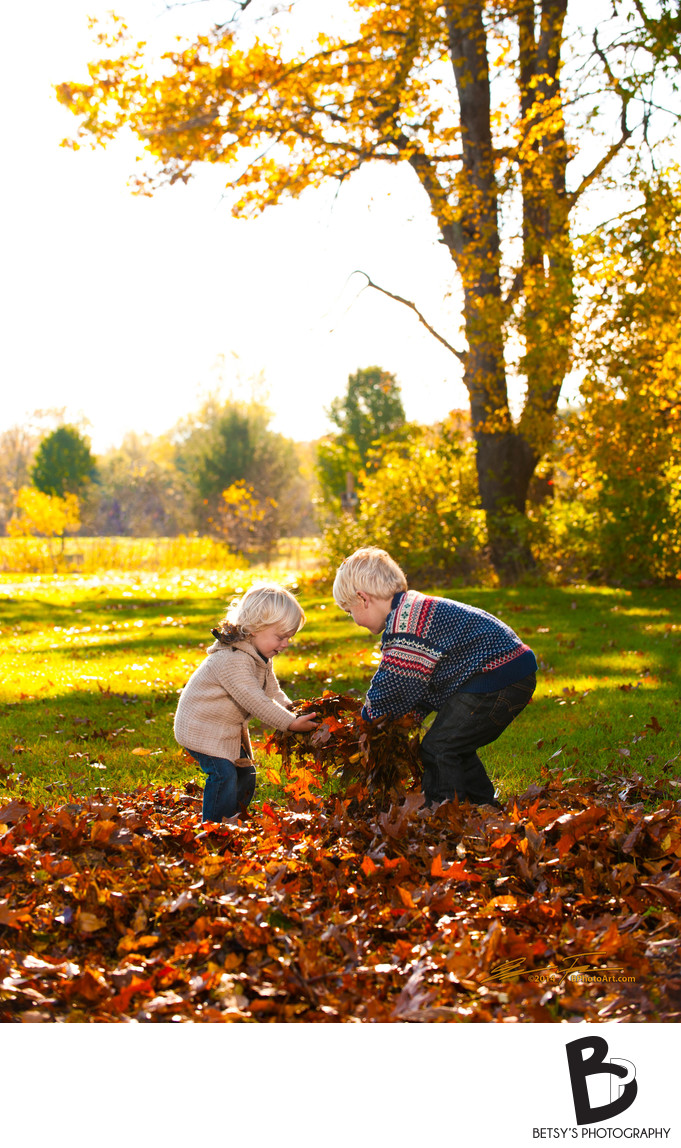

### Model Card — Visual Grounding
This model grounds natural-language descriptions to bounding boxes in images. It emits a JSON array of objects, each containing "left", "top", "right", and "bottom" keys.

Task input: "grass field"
[
  {"left": 0, "top": 534, "right": 322, "bottom": 575},
  {"left": 1, "top": 568, "right": 679, "bottom": 809}
]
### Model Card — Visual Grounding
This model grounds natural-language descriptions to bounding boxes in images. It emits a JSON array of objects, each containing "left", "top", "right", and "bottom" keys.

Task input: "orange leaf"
[
  {"left": 361, "top": 855, "right": 378, "bottom": 876},
  {"left": 109, "top": 976, "right": 155, "bottom": 1013},
  {"left": 480, "top": 895, "right": 518, "bottom": 914},
  {"left": 0, "top": 902, "right": 33, "bottom": 929},
  {"left": 431, "top": 856, "right": 481, "bottom": 882},
  {"left": 397, "top": 885, "right": 416, "bottom": 909},
  {"left": 557, "top": 832, "right": 575, "bottom": 858},
  {"left": 41, "top": 855, "right": 76, "bottom": 878},
  {"left": 131, "top": 747, "right": 152, "bottom": 756}
]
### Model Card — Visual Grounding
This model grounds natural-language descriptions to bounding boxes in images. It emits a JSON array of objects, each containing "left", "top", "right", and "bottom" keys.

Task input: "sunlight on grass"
[{"left": 1, "top": 568, "right": 679, "bottom": 807}]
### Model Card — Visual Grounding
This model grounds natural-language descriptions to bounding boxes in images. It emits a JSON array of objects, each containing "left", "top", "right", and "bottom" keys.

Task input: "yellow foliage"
[
  {"left": 532, "top": 174, "right": 681, "bottom": 582},
  {"left": 7, "top": 488, "right": 81, "bottom": 539},
  {"left": 323, "top": 420, "right": 488, "bottom": 580},
  {"left": 216, "top": 481, "right": 279, "bottom": 557},
  {"left": 221, "top": 480, "right": 276, "bottom": 524}
]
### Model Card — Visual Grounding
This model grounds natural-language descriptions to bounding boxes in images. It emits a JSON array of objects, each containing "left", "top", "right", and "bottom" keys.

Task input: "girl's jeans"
[
  {"left": 420, "top": 673, "right": 536, "bottom": 805},
  {"left": 186, "top": 751, "right": 257, "bottom": 822}
]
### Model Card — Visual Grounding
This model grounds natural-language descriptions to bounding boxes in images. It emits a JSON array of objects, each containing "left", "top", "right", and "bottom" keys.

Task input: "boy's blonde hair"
[
  {"left": 333, "top": 547, "right": 407, "bottom": 610},
  {"left": 223, "top": 583, "right": 305, "bottom": 638}
]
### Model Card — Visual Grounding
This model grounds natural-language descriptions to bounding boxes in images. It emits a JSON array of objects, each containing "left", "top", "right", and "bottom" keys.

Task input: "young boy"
[{"left": 333, "top": 548, "right": 537, "bottom": 808}]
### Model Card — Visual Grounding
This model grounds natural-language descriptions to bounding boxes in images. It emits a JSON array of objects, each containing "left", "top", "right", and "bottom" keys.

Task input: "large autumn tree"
[{"left": 56, "top": 0, "right": 671, "bottom": 576}]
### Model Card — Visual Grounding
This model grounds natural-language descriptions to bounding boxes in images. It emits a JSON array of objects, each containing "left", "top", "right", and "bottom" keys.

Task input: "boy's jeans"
[
  {"left": 420, "top": 673, "right": 536, "bottom": 806},
  {"left": 186, "top": 751, "right": 256, "bottom": 822}
]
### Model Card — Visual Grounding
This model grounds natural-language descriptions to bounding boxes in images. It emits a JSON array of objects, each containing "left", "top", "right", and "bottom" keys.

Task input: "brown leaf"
[
  {"left": 67, "top": 969, "right": 110, "bottom": 1003},
  {"left": 91, "top": 820, "right": 117, "bottom": 846},
  {"left": 0, "top": 800, "right": 32, "bottom": 824}
]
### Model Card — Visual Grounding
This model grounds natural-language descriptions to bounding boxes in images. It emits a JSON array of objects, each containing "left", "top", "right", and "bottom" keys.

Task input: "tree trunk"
[
  {"left": 517, "top": 0, "right": 573, "bottom": 459},
  {"left": 442, "top": 0, "right": 537, "bottom": 577},
  {"left": 475, "top": 431, "right": 538, "bottom": 578},
  {"left": 419, "top": 0, "right": 571, "bottom": 579}
]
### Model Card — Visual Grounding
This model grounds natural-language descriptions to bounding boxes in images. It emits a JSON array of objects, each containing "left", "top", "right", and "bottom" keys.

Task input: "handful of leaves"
[{"left": 264, "top": 691, "right": 422, "bottom": 795}]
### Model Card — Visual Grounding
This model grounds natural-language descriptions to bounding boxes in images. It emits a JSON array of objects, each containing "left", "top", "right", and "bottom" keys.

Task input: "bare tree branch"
[
  {"left": 569, "top": 31, "right": 634, "bottom": 206},
  {"left": 503, "top": 269, "right": 524, "bottom": 311},
  {"left": 630, "top": 0, "right": 681, "bottom": 69},
  {"left": 352, "top": 271, "right": 467, "bottom": 364}
]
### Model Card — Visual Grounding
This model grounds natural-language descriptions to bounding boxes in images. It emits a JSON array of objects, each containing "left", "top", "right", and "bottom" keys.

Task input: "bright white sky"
[{"left": 0, "top": 0, "right": 471, "bottom": 454}]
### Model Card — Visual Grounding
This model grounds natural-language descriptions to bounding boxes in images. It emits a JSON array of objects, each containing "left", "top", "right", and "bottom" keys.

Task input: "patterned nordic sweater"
[{"left": 362, "top": 590, "right": 536, "bottom": 721}]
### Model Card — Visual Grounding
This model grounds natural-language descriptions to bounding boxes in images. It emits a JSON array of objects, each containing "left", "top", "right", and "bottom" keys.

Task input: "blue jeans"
[
  {"left": 420, "top": 673, "right": 536, "bottom": 805},
  {"left": 186, "top": 751, "right": 257, "bottom": 822}
]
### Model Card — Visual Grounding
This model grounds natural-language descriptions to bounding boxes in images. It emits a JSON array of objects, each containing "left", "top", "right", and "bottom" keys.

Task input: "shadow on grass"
[
  {"left": 0, "top": 593, "right": 221, "bottom": 628},
  {"left": 0, "top": 687, "right": 192, "bottom": 804}
]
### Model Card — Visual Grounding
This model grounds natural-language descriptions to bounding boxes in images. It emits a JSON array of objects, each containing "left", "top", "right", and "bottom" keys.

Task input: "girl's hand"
[{"left": 288, "top": 712, "right": 318, "bottom": 732}]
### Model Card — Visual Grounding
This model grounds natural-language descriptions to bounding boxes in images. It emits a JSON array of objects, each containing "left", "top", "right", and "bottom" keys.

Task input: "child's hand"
[{"left": 288, "top": 712, "right": 318, "bottom": 732}]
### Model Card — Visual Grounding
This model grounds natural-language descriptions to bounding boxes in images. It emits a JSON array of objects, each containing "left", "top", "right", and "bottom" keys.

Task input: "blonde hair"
[
  {"left": 333, "top": 547, "right": 407, "bottom": 610},
  {"left": 222, "top": 583, "right": 305, "bottom": 638}
]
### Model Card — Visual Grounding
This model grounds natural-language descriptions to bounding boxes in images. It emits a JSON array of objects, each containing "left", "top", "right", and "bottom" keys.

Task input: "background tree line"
[
  {"left": 2, "top": 315, "right": 679, "bottom": 581},
  {"left": 0, "top": 396, "right": 319, "bottom": 561}
]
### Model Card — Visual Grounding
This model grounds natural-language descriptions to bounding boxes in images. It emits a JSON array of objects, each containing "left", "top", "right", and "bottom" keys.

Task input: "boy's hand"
[{"left": 288, "top": 712, "right": 319, "bottom": 732}]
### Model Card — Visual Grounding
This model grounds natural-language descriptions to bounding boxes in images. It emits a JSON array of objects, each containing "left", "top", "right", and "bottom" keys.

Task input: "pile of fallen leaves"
[
  {"left": 1, "top": 767, "right": 680, "bottom": 1022},
  {"left": 265, "top": 691, "right": 422, "bottom": 795}
]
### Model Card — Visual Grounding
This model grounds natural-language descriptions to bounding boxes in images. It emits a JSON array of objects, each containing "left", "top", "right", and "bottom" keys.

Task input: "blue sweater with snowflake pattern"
[{"left": 362, "top": 590, "right": 537, "bottom": 721}]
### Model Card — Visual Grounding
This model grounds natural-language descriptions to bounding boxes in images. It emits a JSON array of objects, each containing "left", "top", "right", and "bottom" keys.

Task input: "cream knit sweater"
[{"left": 174, "top": 637, "right": 295, "bottom": 761}]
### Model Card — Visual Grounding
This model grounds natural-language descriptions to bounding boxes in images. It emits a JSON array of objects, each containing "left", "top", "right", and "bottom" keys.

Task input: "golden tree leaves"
[{"left": 7, "top": 488, "right": 80, "bottom": 541}]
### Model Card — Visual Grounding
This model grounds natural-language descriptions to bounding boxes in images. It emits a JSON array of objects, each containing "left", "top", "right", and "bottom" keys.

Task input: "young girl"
[{"left": 174, "top": 583, "right": 317, "bottom": 822}]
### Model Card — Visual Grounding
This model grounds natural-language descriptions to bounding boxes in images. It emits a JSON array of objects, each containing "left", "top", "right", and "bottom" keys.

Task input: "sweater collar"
[{"left": 207, "top": 637, "right": 268, "bottom": 662}]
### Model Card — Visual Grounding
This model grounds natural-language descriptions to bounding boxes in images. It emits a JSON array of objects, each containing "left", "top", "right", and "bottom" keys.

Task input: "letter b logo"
[{"left": 566, "top": 1036, "right": 638, "bottom": 1125}]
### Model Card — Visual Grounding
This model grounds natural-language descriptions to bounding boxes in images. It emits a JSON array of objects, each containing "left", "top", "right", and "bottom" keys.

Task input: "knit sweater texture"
[
  {"left": 363, "top": 590, "right": 536, "bottom": 721},
  {"left": 174, "top": 638, "right": 294, "bottom": 761}
]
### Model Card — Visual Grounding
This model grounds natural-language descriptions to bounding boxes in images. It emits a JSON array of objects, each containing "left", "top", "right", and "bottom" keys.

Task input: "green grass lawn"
[{"left": 1, "top": 569, "right": 679, "bottom": 809}]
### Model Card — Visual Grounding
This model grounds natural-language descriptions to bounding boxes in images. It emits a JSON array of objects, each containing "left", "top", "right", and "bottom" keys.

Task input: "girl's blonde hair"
[
  {"left": 221, "top": 583, "right": 305, "bottom": 639},
  {"left": 333, "top": 547, "right": 407, "bottom": 610}
]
